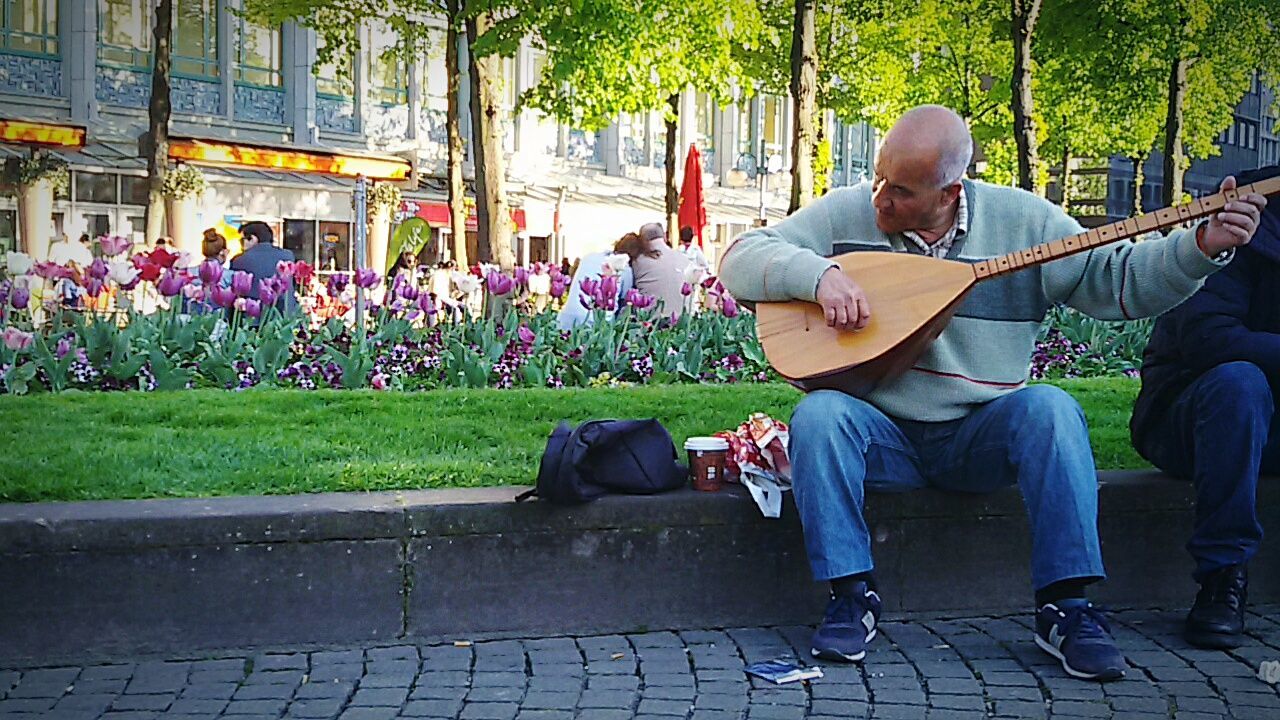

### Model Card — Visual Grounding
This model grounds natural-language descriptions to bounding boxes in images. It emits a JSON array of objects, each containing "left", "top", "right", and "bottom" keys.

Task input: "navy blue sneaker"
[
  {"left": 811, "top": 582, "right": 881, "bottom": 662},
  {"left": 1035, "top": 601, "right": 1126, "bottom": 681}
]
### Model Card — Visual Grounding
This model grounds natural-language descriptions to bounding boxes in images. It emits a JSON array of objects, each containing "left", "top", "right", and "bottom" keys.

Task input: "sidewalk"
[{"left": 2, "top": 606, "right": 1278, "bottom": 720}]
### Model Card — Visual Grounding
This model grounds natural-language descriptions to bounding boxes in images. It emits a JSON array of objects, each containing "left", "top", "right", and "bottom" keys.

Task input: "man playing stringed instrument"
[{"left": 719, "top": 105, "right": 1268, "bottom": 681}]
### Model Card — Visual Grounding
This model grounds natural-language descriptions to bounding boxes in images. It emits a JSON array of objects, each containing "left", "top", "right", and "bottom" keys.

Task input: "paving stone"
[
  {"left": 349, "top": 686, "right": 409, "bottom": 706},
  {"left": 337, "top": 708, "right": 398, "bottom": 720},
  {"left": 223, "top": 698, "right": 290, "bottom": 714},
  {"left": 636, "top": 697, "right": 694, "bottom": 715},
  {"left": 234, "top": 682, "right": 297, "bottom": 700},
  {"left": 467, "top": 686, "right": 524, "bottom": 703},
  {"left": 295, "top": 680, "right": 355, "bottom": 699},
  {"left": 577, "top": 689, "right": 636, "bottom": 708},
  {"left": 989, "top": 699, "right": 1047, "bottom": 718},
  {"left": 286, "top": 696, "right": 347, "bottom": 718},
  {"left": 458, "top": 702, "right": 519, "bottom": 720},
  {"left": 111, "top": 693, "right": 175, "bottom": 711}
]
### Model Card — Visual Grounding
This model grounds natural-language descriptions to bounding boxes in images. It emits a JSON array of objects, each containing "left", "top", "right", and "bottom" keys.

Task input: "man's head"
[
  {"left": 240, "top": 221, "right": 274, "bottom": 248},
  {"left": 872, "top": 105, "right": 973, "bottom": 235},
  {"left": 638, "top": 222, "right": 666, "bottom": 246},
  {"left": 679, "top": 226, "right": 694, "bottom": 247}
]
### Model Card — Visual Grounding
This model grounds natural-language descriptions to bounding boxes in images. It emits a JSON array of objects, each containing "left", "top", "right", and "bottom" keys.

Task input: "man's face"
[{"left": 870, "top": 148, "right": 955, "bottom": 235}]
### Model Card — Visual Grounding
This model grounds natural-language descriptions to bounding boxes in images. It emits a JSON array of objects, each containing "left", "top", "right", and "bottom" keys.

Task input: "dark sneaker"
[
  {"left": 1186, "top": 564, "right": 1248, "bottom": 650},
  {"left": 811, "top": 581, "right": 881, "bottom": 662},
  {"left": 1035, "top": 601, "right": 1126, "bottom": 681}
]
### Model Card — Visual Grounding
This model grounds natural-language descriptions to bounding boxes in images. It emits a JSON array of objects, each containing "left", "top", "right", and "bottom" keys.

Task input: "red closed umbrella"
[{"left": 678, "top": 144, "right": 707, "bottom": 247}]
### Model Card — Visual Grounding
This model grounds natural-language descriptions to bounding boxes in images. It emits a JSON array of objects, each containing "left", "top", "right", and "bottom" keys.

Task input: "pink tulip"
[
  {"left": 680, "top": 282, "right": 693, "bottom": 297},
  {"left": 517, "top": 325, "right": 535, "bottom": 344},
  {"left": 550, "top": 275, "right": 568, "bottom": 299},
  {"left": 32, "top": 262, "right": 72, "bottom": 281},
  {"left": 2, "top": 326, "right": 33, "bottom": 351},
  {"left": 88, "top": 258, "right": 110, "bottom": 280},
  {"left": 98, "top": 235, "right": 132, "bottom": 257},
  {"left": 371, "top": 373, "right": 389, "bottom": 390},
  {"left": 235, "top": 297, "right": 262, "bottom": 318},
  {"left": 513, "top": 266, "right": 529, "bottom": 287},
  {"left": 417, "top": 293, "right": 436, "bottom": 316},
  {"left": 354, "top": 267, "right": 380, "bottom": 290},
  {"left": 275, "top": 260, "right": 295, "bottom": 279},
  {"left": 258, "top": 283, "right": 278, "bottom": 309}
]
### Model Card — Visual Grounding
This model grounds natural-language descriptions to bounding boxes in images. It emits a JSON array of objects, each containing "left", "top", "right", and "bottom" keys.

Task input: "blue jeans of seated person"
[
  {"left": 1134, "top": 362, "right": 1279, "bottom": 583},
  {"left": 789, "top": 385, "right": 1106, "bottom": 592}
]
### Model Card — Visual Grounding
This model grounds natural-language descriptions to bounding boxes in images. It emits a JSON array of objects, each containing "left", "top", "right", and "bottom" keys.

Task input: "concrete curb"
[{"left": 0, "top": 471, "right": 1276, "bottom": 665}]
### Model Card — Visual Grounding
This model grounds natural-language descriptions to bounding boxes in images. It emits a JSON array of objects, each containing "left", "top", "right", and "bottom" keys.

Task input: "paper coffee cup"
[{"left": 684, "top": 436, "right": 729, "bottom": 492}]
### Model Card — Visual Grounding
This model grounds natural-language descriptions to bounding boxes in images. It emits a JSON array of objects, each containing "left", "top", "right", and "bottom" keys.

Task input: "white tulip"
[
  {"left": 109, "top": 261, "right": 139, "bottom": 286},
  {"left": 5, "top": 251, "right": 33, "bottom": 276}
]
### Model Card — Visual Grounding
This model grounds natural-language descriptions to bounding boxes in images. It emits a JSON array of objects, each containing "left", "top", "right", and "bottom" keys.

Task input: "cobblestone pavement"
[{"left": 2, "top": 606, "right": 1279, "bottom": 720}]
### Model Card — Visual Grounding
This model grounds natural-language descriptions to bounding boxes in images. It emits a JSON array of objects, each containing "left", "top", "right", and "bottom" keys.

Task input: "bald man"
[{"left": 720, "top": 105, "right": 1267, "bottom": 680}]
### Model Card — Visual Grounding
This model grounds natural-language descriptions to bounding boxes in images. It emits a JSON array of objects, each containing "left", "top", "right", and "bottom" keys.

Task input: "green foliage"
[
  {"left": 160, "top": 164, "right": 208, "bottom": 200},
  {"left": 3, "top": 152, "right": 69, "bottom": 195},
  {"left": 0, "top": 378, "right": 1146, "bottom": 503}
]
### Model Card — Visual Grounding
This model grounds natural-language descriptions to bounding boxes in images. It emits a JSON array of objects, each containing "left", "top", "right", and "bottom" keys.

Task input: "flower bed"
[{"left": 2, "top": 239, "right": 1156, "bottom": 395}]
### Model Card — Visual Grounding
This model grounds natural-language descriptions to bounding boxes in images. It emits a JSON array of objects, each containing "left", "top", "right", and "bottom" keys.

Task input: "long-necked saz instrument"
[{"left": 756, "top": 175, "right": 1280, "bottom": 396}]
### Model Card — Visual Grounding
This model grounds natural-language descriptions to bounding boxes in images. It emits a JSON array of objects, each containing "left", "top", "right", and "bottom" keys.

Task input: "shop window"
[
  {"left": 284, "top": 219, "right": 316, "bottom": 267},
  {"left": 121, "top": 175, "right": 149, "bottom": 205},
  {"left": 318, "top": 221, "right": 351, "bottom": 272}
]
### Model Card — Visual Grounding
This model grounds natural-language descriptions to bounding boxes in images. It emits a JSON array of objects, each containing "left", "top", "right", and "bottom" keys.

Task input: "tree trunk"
[
  {"left": 664, "top": 93, "right": 679, "bottom": 246},
  {"left": 1131, "top": 153, "right": 1146, "bottom": 216},
  {"left": 788, "top": 0, "right": 817, "bottom": 213},
  {"left": 1011, "top": 0, "right": 1042, "bottom": 194},
  {"left": 1162, "top": 55, "right": 1189, "bottom": 207},
  {"left": 1059, "top": 136, "right": 1072, "bottom": 214},
  {"left": 145, "top": 0, "right": 174, "bottom": 246},
  {"left": 446, "top": 0, "right": 468, "bottom": 268},
  {"left": 466, "top": 11, "right": 515, "bottom": 271}
]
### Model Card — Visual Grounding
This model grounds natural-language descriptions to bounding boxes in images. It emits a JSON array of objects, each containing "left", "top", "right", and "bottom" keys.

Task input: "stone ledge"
[{"left": 0, "top": 471, "right": 1275, "bottom": 666}]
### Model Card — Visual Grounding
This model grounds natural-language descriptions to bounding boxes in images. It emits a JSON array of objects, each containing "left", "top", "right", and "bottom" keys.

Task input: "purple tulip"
[
  {"left": 258, "top": 283, "right": 278, "bottom": 308},
  {"left": 237, "top": 298, "right": 262, "bottom": 318},
  {"left": 231, "top": 271, "right": 254, "bottom": 297},
  {"left": 680, "top": 281, "right": 694, "bottom": 297},
  {"left": 484, "top": 270, "right": 514, "bottom": 296},
  {"left": 722, "top": 294, "right": 739, "bottom": 318},
  {"left": 85, "top": 276, "right": 106, "bottom": 297},
  {"left": 517, "top": 324, "right": 535, "bottom": 345},
  {"left": 580, "top": 277, "right": 599, "bottom": 299},
  {"left": 263, "top": 274, "right": 290, "bottom": 298},
  {"left": 157, "top": 270, "right": 188, "bottom": 297},
  {"left": 211, "top": 286, "right": 237, "bottom": 309},
  {"left": 55, "top": 335, "right": 73, "bottom": 359},
  {"left": 354, "top": 267, "right": 380, "bottom": 290},
  {"left": 198, "top": 260, "right": 224, "bottom": 287},
  {"left": 550, "top": 275, "right": 568, "bottom": 299},
  {"left": 417, "top": 293, "right": 436, "bottom": 316},
  {"left": 599, "top": 275, "right": 619, "bottom": 311},
  {"left": 327, "top": 272, "right": 350, "bottom": 296},
  {"left": 514, "top": 266, "right": 529, "bottom": 287},
  {"left": 626, "top": 288, "right": 656, "bottom": 310},
  {"left": 396, "top": 276, "right": 419, "bottom": 302},
  {"left": 11, "top": 285, "right": 29, "bottom": 310},
  {"left": 98, "top": 235, "right": 131, "bottom": 257},
  {"left": 88, "top": 258, "right": 110, "bottom": 280}
]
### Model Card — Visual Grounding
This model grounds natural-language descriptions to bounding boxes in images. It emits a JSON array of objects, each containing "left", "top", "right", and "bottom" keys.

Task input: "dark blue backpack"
[{"left": 516, "top": 419, "right": 688, "bottom": 504}]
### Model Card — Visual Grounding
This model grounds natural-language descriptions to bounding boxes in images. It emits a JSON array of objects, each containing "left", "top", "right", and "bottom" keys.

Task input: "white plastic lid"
[{"left": 684, "top": 436, "right": 729, "bottom": 451}]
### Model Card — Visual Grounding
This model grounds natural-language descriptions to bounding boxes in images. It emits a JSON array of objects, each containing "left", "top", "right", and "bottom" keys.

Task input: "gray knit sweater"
[{"left": 719, "top": 180, "right": 1227, "bottom": 421}]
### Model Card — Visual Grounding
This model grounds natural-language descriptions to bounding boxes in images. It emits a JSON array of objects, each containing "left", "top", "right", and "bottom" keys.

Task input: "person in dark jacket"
[
  {"left": 229, "top": 221, "right": 297, "bottom": 313},
  {"left": 1130, "top": 164, "right": 1278, "bottom": 650}
]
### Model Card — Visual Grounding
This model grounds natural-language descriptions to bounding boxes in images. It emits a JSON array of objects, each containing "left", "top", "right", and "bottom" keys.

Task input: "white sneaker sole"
[
  {"left": 1034, "top": 633, "right": 1124, "bottom": 681},
  {"left": 811, "top": 627, "right": 876, "bottom": 663}
]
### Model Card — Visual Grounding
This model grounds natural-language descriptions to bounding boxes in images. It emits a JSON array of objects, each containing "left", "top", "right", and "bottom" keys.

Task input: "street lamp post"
[{"left": 353, "top": 175, "right": 368, "bottom": 337}]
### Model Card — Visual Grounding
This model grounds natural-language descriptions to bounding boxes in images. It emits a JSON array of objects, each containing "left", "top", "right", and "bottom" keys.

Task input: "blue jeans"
[
  {"left": 788, "top": 385, "right": 1106, "bottom": 592},
  {"left": 1134, "top": 362, "right": 1278, "bottom": 582}
]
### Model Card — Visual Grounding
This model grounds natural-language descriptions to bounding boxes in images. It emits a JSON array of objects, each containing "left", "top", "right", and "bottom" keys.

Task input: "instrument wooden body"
[{"left": 757, "top": 175, "right": 1280, "bottom": 395}]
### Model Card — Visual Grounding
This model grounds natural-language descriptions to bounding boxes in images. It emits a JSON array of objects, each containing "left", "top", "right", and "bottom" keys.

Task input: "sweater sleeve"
[
  {"left": 1040, "top": 207, "right": 1228, "bottom": 321},
  {"left": 1164, "top": 255, "right": 1280, "bottom": 377},
  {"left": 717, "top": 190, "right": 842, "bottom": 302}
]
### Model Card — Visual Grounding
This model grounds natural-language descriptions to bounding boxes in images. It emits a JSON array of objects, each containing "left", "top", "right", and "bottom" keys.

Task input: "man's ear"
[{"left": 943, "top": 182, "right": 963, "bottom": 203}]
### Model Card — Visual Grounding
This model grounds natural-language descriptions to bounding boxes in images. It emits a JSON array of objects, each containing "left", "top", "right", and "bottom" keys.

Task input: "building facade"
[{"left": 0, "top": 0, "right": 878, "bottom": 271}]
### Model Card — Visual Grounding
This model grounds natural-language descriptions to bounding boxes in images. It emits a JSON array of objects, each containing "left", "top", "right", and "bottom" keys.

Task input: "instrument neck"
[{"left": 972, "top": 175, "right": 1280, "bottom": 281}]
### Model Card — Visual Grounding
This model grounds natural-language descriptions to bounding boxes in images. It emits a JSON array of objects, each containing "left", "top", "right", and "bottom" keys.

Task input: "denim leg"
[
  {"left": 1138, "top": 362, "right": 1273, "bottom": 581},
  {"left": 788, "top": 389, "right": 927, "bottom": 581},
  {"left": 927, "top": 385, "right": 1105, "bottom": 591}
]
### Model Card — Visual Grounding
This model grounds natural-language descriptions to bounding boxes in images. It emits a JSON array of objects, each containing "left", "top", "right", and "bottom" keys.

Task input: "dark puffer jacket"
[{"left": 1131, "top": 165, "right": 1280, "bottom": 453}]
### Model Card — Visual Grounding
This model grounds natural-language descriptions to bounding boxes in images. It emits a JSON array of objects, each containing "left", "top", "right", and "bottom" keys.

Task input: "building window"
[
  {"left": 422, "top": 27, "right": 447, "bottom": 112},
  {"left": 236, "top": 15, "right": 282, "bottom": 87},
  {"left": 99, "top": 0, "right": 151, "bottom": 68},
  {"left": 695, "top": 92, "right": 716, "bottom": 156},
  {"left": 174, "top": 0, "right": 218, "bottom": 79},
  {"left": 1, "top": 0, "right": 58, "bottom": 56},
  {"left": 120, "top": 175, "right": 149, "bottom": 205},
  {"left": 369, "top": 23, "right": 407, "bottom": 106},
  {"left": 1245, "top": 121, "right": 1258, "bottom": 151},
  {"left": 316, "top": 37, "right": 355, "bottom": 98},
  {"left": 74, "top": 172, "right": 119, "bottom": 204}
]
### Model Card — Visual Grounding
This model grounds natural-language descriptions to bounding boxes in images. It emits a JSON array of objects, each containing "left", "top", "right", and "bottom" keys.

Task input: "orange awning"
[
  {"left": 169, "top": 138, "right": 410, "bottom": 181},
  {"left": 0, "top": 119, "right": 86, "bottom": 148}
]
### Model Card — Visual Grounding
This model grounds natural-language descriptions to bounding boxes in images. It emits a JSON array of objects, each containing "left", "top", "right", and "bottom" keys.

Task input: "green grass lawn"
[{"left": 0, "top": 378, "right": 1146, "bottom": 503}]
